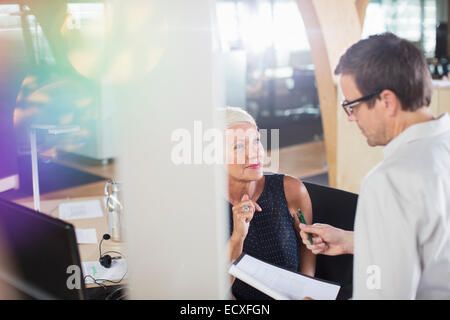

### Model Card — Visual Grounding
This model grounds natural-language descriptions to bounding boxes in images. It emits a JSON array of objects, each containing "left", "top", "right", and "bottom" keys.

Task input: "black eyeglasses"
[{"left": 341, "top": 89, "right": 382, "bottom": 116}]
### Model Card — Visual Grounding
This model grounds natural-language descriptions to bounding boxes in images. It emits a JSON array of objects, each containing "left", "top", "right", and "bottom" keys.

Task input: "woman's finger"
[
  {"left": 238, "top": 211, "right": 255, "bottom": 223},
  {"left": 232, "top": 202, "right": 254, "bottom": 217},
  {"left": 240, "top": 200, "right": 255, "bottom": 213}
]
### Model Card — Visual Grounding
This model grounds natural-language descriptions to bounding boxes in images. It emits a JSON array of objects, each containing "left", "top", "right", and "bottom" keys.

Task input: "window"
[
  {"left": 362, "top": 0, "right": 437, "bottom": 56},
  {"left": 0, "top": 4, "right": 27, "bottom": 62},
  {"left": 216, "top": 0, "right": 322, "bottom": 148}
]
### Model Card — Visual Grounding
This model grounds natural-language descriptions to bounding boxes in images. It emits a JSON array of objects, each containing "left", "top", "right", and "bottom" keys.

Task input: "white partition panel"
[{"left": 110, "top": 0, "right": 228, "bottom": 299}]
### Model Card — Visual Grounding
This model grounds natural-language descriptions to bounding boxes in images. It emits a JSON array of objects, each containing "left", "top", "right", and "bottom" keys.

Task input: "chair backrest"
[{"left": 303, "top": 182, "right": 358, "bottom": 300}]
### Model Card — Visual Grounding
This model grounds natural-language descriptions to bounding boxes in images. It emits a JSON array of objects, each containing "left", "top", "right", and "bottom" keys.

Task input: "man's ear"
[{"left": 380, "top": 89, "right": 400, "bottom": 117}]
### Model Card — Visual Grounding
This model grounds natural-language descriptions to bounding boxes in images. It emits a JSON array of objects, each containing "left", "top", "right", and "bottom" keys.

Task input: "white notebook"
[{"left": 228, "top": 254, "right": 341, "bottom": 300}]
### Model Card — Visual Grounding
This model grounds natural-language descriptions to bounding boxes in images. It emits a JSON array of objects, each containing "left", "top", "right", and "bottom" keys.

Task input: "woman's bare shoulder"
[{"left": 283, "top": 174, "right": 310, "bottom": 207}]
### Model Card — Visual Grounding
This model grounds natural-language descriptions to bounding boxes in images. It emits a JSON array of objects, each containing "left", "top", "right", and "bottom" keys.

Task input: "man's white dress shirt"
[{"left": 353, "top": 113, "right": 450, "bottom": 299}]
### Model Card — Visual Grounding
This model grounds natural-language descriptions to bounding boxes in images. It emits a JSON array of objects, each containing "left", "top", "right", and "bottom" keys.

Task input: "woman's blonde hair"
[{"left": 220, "top": 106, "right": 257, "bottom": 129}]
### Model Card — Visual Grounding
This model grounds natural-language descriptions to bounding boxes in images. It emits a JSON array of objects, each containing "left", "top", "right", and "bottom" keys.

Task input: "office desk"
[{"left": 17, "top": 196, "right": 126, "bottom": 288}]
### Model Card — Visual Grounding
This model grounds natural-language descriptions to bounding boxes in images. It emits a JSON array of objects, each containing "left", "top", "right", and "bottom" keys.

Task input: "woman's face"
[{"left": 225, "top": 123, "right": 265, "bottom": 182}]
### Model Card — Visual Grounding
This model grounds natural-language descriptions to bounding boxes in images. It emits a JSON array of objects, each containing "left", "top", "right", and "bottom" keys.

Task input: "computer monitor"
[{"left": 0, "top": 198, "right": 85, "bottom": 299}]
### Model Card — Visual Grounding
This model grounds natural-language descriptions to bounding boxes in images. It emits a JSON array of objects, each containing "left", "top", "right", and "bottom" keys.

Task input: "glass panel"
[
  {"left": 26, "top": 13, "right": 56, "bottom": 65},
  {"left": 0, "top": 4, "right": 26, "bottom": 61},
  {"left": 216, "top": 0, "right": 323, "bottom": 148},
  {"left": 0, "top": 2, "right": 107, "bottom": 158}
]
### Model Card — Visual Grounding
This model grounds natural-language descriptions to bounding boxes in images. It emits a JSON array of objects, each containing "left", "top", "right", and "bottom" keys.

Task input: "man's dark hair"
[{"left": 334, "top": 32, "right": 432, "bottom": 111}]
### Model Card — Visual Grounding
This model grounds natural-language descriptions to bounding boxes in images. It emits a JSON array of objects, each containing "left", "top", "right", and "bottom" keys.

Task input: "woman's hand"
[
  {"left": 230, "top": 194, "right": 262, "bottom": 243},
  {"left": 228, "top": 194, "right": 262, "bottom": 269}
]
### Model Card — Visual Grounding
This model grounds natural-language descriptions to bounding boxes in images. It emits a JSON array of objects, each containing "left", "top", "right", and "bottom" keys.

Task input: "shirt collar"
[{"left": 383, "top": 113, "right": 450, "bottom": 159}]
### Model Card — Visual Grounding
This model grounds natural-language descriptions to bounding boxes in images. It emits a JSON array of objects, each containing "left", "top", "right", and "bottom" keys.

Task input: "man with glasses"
[{"left": 299, "top": 33, "right": 450, "bottom": 299}]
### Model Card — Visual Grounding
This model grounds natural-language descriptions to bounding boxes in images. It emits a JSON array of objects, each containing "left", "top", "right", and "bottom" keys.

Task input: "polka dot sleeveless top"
[{"left": 228, "top": 173, "right": 300, "bottom": 300}]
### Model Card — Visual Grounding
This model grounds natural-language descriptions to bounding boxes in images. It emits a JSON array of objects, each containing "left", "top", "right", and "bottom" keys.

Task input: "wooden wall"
[{"left": 295, "top": 0, "right": 370, "bottom": 188}]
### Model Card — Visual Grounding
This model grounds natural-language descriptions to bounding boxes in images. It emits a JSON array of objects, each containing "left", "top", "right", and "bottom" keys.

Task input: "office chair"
[{"left": 303, "top": 182, "right": 358, "bottom": 300}]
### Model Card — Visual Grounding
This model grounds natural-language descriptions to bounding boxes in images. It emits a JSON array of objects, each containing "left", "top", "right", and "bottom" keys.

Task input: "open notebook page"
[{"left": 229, "top": 254, "right": 340, "bottom": 300}]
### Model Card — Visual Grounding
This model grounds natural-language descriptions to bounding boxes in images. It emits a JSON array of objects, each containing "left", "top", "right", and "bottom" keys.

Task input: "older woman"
[{"left": 224, "top": 106, "right": 315, "bottom": 300}]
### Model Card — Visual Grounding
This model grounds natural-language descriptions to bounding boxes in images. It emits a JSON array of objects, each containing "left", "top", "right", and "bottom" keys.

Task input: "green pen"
[{"left": 297, "top": 209, "right": 313, "bottom": 245}]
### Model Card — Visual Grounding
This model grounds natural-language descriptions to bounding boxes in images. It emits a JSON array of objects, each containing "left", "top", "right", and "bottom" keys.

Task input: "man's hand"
[{"left": 299, "top": 223, "right": 354, "bottom": 256}]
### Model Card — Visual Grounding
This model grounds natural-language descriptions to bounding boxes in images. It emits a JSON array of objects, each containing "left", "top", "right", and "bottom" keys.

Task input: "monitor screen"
[{"left": 0, "top": 198, "right": 85, "bottom": 299}]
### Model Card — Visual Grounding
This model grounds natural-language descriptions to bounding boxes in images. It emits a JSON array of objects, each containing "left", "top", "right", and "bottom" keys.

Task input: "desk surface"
[{"left": 16, "top": 196, "right": 126, "bottom": 288}]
